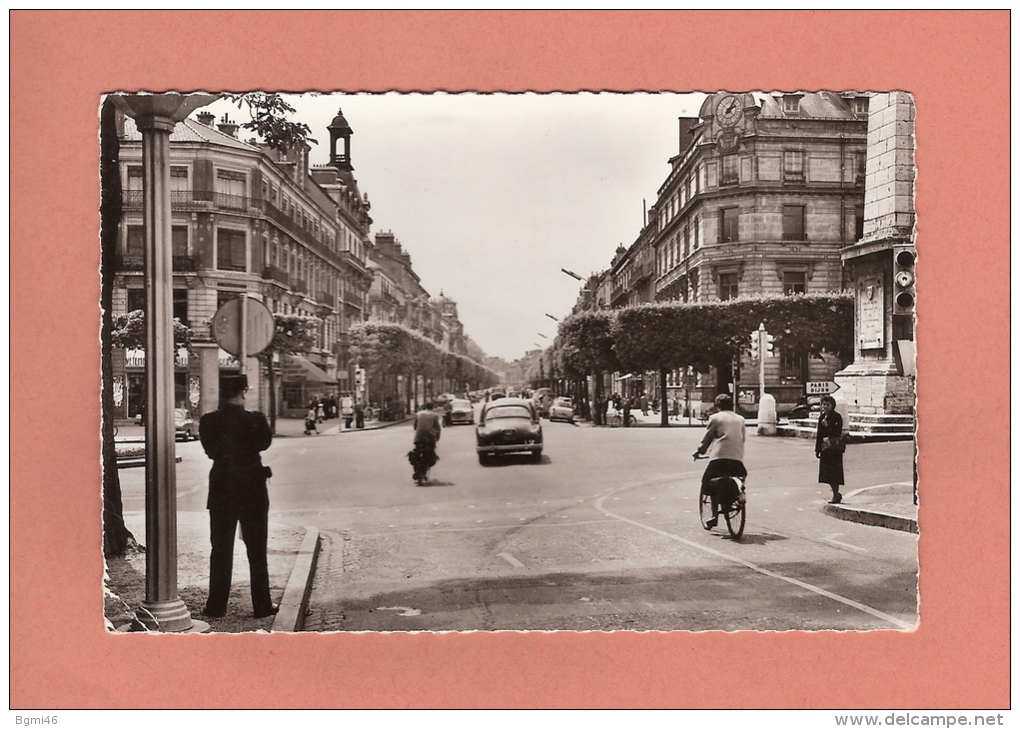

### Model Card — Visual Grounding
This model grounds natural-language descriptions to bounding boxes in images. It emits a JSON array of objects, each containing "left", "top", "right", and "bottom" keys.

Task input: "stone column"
[{"left": 112, "top": 93, "right": 215, "bottom": 632}]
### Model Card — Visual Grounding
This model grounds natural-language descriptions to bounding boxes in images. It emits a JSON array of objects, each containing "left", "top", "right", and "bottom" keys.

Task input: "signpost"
[{"left": 806, "top": 381, "right": 840, "bottom": 396}]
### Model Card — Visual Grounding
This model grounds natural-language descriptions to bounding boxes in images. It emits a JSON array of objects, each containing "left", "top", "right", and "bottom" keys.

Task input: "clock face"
[{"left": 717, "top": 94, "right": 742, "bottom": 127}]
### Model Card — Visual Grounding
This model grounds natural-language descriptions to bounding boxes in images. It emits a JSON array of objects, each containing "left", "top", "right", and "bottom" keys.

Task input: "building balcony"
[
  {"left": 122, "top": 189, "right": 255, "bottom": 212},
  {"left": 292, "top": 278, "right": 308, "bottom": 295},
  {"left": 317, "top": 291, "right": 336, "bottom": 308},
  {"left": 343, "top": 289, "right": 363, "bottom": 309},
  {"left": 261, "top": 265, "right": 289, "bottom": 287}
]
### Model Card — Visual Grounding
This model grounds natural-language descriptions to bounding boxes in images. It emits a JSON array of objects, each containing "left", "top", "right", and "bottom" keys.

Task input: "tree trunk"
[
  {"left": 100, "top": 97, "right": 137, "bottom": 557},
  {"left": 659, "top": 368, "right": 669, "bottom": 427},
  {"left": 592, "top": 370, "right": 604, "bottom": 426}
]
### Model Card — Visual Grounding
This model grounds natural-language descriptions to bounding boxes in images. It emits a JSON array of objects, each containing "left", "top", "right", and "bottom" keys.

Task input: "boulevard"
[{"left": 119, "top": 409, "right": 918, "bottom": 633}]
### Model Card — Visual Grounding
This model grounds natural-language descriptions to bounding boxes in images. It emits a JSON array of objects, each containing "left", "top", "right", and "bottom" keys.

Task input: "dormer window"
[
  {"left": 853, "top": 96, "right": 869, "bottom": 115},
  {"left": 783, "top": 95, "right": 801, "bottom": 114}
]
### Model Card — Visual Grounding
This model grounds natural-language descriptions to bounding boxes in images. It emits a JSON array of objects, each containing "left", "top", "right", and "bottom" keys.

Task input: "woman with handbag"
[{"left": 815, "top": 395, "right": 846, "bottom": 503}]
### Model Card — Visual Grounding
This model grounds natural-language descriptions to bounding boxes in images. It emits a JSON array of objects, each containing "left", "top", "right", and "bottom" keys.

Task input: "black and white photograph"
[{"left": 101, "top": 89, "right": 920, "bottom": 635}]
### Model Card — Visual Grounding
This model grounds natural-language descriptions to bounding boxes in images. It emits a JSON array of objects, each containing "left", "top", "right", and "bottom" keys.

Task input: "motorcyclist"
[{"left": 410, "top": 402, "right": 442, "bottom": 483}]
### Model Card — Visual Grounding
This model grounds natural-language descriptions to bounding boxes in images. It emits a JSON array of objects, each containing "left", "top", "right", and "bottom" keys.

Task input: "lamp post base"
[{"left": 130, "top": 599, "right": 209, "bottom": 633}]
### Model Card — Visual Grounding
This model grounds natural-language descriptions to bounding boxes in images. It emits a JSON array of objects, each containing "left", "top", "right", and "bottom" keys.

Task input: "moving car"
[
  {"left": 448, "top": 398, "right": 475, "bottom": 425},
  {"left": 548, "top": 397, "right": 575, "bottom": 423},
  {"left": 476, "top": 397, "right": 543, "bottom": 464},
  {"left": 174, "top": 408, "right": 196, "bottom": 441}
]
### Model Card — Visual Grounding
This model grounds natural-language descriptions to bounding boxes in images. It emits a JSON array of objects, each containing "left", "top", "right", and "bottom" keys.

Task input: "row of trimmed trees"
[
  {"left": 348, "top": 321, "right": 501, "bottom": 413},
  {"left": 550, "top": 293, "right": 854, "bottom": 426}
]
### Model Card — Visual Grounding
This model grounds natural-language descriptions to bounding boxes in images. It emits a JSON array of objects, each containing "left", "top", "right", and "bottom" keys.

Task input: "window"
[
  {"left": 783, "top": 271, "right": 806, "bottom": 295},
  {"left": 782, "top": 205, "right": 806, "bottom": 241},
  {"left": 171, "top": 225, "right": 188, "bottom": 258},
  {"left": 216, "top": 169, "right": 246, "bottom": 208},
  {"left": 783, "top": 151, "right": 804, "bottom": 182},
  {"left": 780, "top": 348, "right": 807, "bottom": 383},
  {"left": 720, "top": 207, "right": 739, "bottom": 243},
  {"left": 855, "top": 206, "right": 865, "bottom": 241},
  {"left": 720, "top": 154, "right": 739, "bottom": 185},
  {"left": 853, "top": 97, "right": 869, "bottom": 115},
  {"left": 126, "top": 166, "right": 143, "bottom": 191},
  {"left": 218, "top": 289, "right": 242, "bottom": 310},
  {"left": 783, "top": 95, "right": 801, "bottom": 114},
  {"left": 693, "top": 216, "right": 700, "bottom": 249},
  {"left": 173, "top": 288, "right": 189, "bottom": 325},
  {"left": 682, "top": 225, "right": 690, "bottom": 259},
  {"left": 126, "top": 225, "right": 144, "bottom": 257},
  {"left": 216, "top": 228, "right": 247, "bottom": 272},
  {"left": 170, "top": 166, "right": 189, "bottom": 193},
  {"left": 719, "top": 272, "right": 739, "bottom": 301},
  {"left": 127, "top": 288, "right": 145, "bottom": 314}
]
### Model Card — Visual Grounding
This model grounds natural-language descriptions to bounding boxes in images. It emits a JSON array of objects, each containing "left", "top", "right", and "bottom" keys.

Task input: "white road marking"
[
  {"left": 376, "top": 606, "right": 421, "bottom": 617},
  {"left": 498, "top": 552, "right": 525, "bottom": 568},
  {"left": 823, "top": 533, "right": 868, "bottom": 553},
  {"left": 594, "top": 483, "right": 914, "bottom": 630}
]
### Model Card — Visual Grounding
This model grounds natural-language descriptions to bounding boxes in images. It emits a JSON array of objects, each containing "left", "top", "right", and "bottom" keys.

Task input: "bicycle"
[
  {"left": 609, "top": 411, "right": 637, "bottom": 428},
  {"left": 694, "top": 454, "right": 746, "bottom": 539}
]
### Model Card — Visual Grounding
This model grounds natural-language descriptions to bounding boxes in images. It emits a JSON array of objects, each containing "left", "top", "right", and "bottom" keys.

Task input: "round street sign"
[{"left": 211, "top": 297, "right": 275, "bottom": 356}]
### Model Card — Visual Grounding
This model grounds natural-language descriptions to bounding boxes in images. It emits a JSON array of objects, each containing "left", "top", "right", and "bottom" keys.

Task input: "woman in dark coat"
[{"left": 815, "top": 395, "right": 845, "bottom": 504}]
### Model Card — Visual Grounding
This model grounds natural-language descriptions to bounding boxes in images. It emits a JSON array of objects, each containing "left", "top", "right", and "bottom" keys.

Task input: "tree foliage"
[
  {"left": 559, "top": 293, "right": 854, "bottom": 377},
  {"left": 258, "top": 313, "right": 320, "bottom": 360},
  {"left": 222, "top": 93, "right": 316, "bottom": 153},
  {"left": 111, "top": 309, "right": 194, "bottom": 353},
  {"left": 556, "top": 310, "right": 621, "bottom": 379}
]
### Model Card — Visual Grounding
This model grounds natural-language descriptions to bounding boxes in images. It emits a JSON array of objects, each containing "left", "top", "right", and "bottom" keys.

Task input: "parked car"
[
  {"left": 476, "top": 397, "right": 543, "bottom": 464},
  {"left": 174, "top": 408, "right": 196, "bottom": 441},
  {"left": 448, "top": 398, "right": 475, "bottom": 425},
  {"left": 788, "top": 395, "right": 822, "bottom": 421},
  {"left": 548, "top": 397, "right": 575, "bottom": 423}
]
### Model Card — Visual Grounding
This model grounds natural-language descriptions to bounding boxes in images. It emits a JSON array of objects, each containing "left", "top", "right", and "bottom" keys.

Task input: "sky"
[{"left": 202, "top": 92, "right": 707, "bottom": 362}]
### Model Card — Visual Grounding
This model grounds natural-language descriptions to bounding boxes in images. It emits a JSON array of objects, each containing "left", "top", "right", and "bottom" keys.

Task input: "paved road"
[{"left": 121, "top": 412, "right": 918, "bottom": 632}]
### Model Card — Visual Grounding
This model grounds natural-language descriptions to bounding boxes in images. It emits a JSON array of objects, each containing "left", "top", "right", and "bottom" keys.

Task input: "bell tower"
[{"left": 328, "top": 107, "right": 353, "bottom": 171}]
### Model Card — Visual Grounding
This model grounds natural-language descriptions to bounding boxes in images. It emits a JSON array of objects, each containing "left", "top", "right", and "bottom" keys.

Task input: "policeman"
[{"left": 198, "top": 374, "right": 277, "bottom": 619}]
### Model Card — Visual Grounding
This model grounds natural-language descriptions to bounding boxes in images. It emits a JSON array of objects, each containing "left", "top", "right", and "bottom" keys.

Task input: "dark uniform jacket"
[{"left": 199, "top": 403, "right": 273, "bottom": 513}]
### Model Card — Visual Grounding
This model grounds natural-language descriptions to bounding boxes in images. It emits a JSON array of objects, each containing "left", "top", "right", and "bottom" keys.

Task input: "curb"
[
  {"left": 270, "top": 526, "right": 321, "bottom": 633},
  {"left": 273, "top": 418, "right": 413, "bottom": 438},
  {"left": 822, "top": 503, "right": 918, "bottom": 533}
]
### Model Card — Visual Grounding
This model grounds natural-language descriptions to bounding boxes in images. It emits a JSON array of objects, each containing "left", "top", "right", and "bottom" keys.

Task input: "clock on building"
[{"left": 716, "top": 94, "right": 743, "bottom": 127}]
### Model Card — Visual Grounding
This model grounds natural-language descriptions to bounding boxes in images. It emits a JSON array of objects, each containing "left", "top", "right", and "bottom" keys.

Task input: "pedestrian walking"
[
  {"left": 815, "top": 395, "right": 846, "bottom": 504},
  {"left": 638, "top": 393, "right": 649, "bottom": 416},
  {"left": 341, "top": 395, "right": 354, "bottom": 429},
  {"left": 198, "top": 374, "right": 278, "bottom": 619},
  {"left": 316, "top": 399, "right": 326, "bottom": 423},
  {"left": 622, "top": 396, "right": 633, "bottom": 427},
  {"left": 354, "top": 399, "right": 365, "bottom": 429},
  {"left": 670, "top": 396, "right": 679, "bottom": 420}
]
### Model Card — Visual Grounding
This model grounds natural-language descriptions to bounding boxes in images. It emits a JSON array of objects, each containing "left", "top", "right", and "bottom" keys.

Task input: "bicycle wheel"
[
  {"left": 724, "top": 493, "right": 745, "bottom": 539},
  {"left": 610, "top": 414, "right": 621, "bottom": 428},
  {"left": 699, "top": 488, "right": 714, "bottom": 530}
]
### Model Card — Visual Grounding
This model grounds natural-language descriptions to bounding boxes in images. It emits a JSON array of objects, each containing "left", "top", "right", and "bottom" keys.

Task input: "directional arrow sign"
[{"left": 806, "top": 381, "right": 840, "bottom": 395}]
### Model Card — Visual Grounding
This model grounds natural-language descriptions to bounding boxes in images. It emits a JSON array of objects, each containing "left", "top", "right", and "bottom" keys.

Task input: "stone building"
[
  {"left": 835, "top": 92, "right": 916, "bottom": 432},
  {"left": 604, "top": 91, "right": 870, "bottom": 413},
  {"left": 110, "top": 107, "right": 372, "bottom": 420}
]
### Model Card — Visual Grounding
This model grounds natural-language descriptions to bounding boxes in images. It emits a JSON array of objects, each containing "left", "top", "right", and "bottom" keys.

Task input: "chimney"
[
  {"left": 196, "top": 111, "right": 215, "bottom": 127},
  {"left": 678, "top": 117, "right": 698, "bottom": 154},
  {"left": 217, "top": 114, "right": 239, "bottom": 138}
]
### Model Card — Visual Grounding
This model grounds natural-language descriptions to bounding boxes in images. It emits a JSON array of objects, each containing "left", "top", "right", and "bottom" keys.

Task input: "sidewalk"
[
  {"left": 106, "top": 414, "right": 411, "bottom": 633},
  {"left": 823, "top": 481, "right": 919, "bottom": 533}
]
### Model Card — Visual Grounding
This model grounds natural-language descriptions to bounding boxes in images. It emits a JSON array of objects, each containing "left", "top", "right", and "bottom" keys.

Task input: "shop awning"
[{"left": 283, "top": 355, "right": 335, "bottom": 383}]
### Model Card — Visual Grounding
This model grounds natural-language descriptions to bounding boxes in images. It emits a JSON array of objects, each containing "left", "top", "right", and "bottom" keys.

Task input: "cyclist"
[
  {"left": 692, "top": 393, "right": 747, "bottom": 529},
  {"left": 410, "top": 402, "right": 442, "bottom": 483}
]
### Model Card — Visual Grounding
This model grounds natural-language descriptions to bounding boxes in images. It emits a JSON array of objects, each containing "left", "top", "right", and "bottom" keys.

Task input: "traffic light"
[
  {"left": 764, "top": 332, "right": 775, "bottom": 356},
  {"left": 749, "top": 331, "right": 759, "bottom": 359},
  {"left": 893, "top": 245, "right": 916, "bottom": 315}
]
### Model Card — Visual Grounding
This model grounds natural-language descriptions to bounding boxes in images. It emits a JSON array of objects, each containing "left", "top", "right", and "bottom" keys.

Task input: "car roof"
[{"left": 483, "top": 397, "right": 534, "bottom": 410}]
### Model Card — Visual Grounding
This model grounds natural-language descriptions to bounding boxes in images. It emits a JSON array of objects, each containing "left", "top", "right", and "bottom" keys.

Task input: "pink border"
[{"left": 10, "top": 10, "right": 1010, "bottom": 708}]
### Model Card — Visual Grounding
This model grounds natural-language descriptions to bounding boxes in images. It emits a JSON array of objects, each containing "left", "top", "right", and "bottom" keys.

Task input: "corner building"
[
  {"left": 647, "top": 91, "right": 869, "bottom": 412},
  {"left": 110, "top": 108, "right": 372, "bottom": 420}
]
